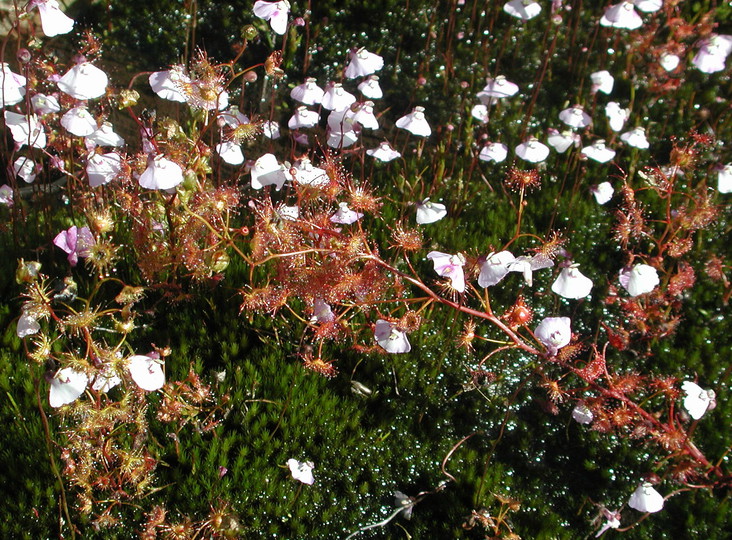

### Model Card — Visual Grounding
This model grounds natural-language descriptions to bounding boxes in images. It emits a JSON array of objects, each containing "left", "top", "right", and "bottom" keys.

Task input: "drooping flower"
[
  {"left": 127, "top": 353, "right": 165, "bottom": 391},
  {"left": 478, "top": 142, "right": 508, "bottom": 163},
  {"left": 253, "top": 0, "right": 290, "bottom": 35},
  {"left": 290, "top": 78, "right": 325, "bottom": 105},
  {"left": 692, "top": 34, "right": 732, "bottom": 74},
  {"left": 288, "top": 106, "right": 320, "bottom": 130},
  {"left": 350, "top": 101, "right": 379, "bottom": 130},
  {"left": 86, "top": 122, "right": 125, "bottom": 147},
  {"left": 250, "top": 153, "right": 287, "bottom": 190},
  {"left": 53, "top": 225, "right": 94, "bottom": 266},
  {"left": 619, "top": 263, "right": 659, "bottom": 296},
  {"left": 590, "top": 70, "right": 614, "bottom": 94},
  {"left": 620, "top": 126, "right": 649, "bottom": 149},
  {"left": 515, "top": 137, "right": 549, "bottom": 163},
  {"left": 559, "top": 105, "right": 591, "bottom": 129},
  {"left": 581, "top": 140, "right": 616, "bottom": 163},
  {"left": 634, "top": 0, "right": 662, "bottom": 12},
  {"left": 287, "top": 458, "right": 315, "bottom": 485},
  {"left": 61, "top": 106, "right": 98, "bottom": 136},
  {"left": 330, "top": 202, "right": 363, "bottom": 224},
  {"left": 374, "top": 319, "right": 411, "bottom": 353},
  {"left": 534, "top": 316, "right": 572, "bottom": 355},
  {"left": 261, "top": 120, "right": 281, "bottom": 139},
  {"left": 718, "top": 164, "right": 732, "bottom": 194},
  {"left": 57, "top": 62, "right": 108, "bottom": 100},
  {"left": 17, "top": 309, "right": 40, "bottom": 337},
  {"left": 478, "top": 250, "right": 516, "bottom": 287},
  {"left": 600, "top": 2, "right": 643, "bottom": 30},
  {"left": 572, "top": 403, "right": 594, "bottom": 424},
  {"left": 292, "top": 157, "right": 328, "bottom": 186},
  {"left": 477, "top": 75, "right": 519, "bottom": 102},
  {"left": 4, "top": 111, "right": 46, "bottom": 149},
  {"left": 86, "top": 152, "right": 122, "bottom": 187},
  {"left": 321, "top": 82, "right": 356, "bottom": 112},
  {"left": 395, "top": 491, "right": 415, "bottom": 519},
  {"left": 551, "top": 264, "right": 593, "bottom": 299},
  {"left": 345, "top": 47, "right": 384, "bottom": 79},
  {"left": 681, "top": 381, "right": 716, "bottom": 420},
  {"left": 503, "top": 0, "right": 542, "bottom": 21},
  {"left": 216, "top": 141, "right": 245, "bottom": 165},
  {"left": 13, "top": 156, "right": 37, "bottom": 183},
  {"left": 48, "top": 367, "right": 88, "bottom": 408},
  {"left": 31, "top": 93, "right": 61, "bottom": 115},
  {"left": 426, "top": 251, "right": 466, "bottom": 292},
  {"left": 628, "top": 483, "right": 664, "bottom": 513},
  {"left": 605, "top": 102, "right": 630, "bottom": 132},
  {"left": 28, "top": 0, "right": 74, "bottom": 37},
  {"left": 311, "top": 298, "right": 335, "bottom": 323},
  {"left": 396, "top": 106, "right": 431, "bottom": 137},
  {"left": 471, "top": 104, "right": 489, "bottom": 123},
  {"left": 358, "top": 75, "right": 383, "bottom": 99},
  {"left": 139, "top": 154, "right": 184, "bottom": 190},
  {"left": 149, "top": 69, "right": 190, "bottom": 102},
  {"left": 590, "top": 182, "right": 614, "bottom": 204},
  {"left": 415, "top": 198, "right": 447, "bottom": 224},
  {"left": 507, "top": 254, "right": 554, "bottom": 286},
  {"left": 0, "top": 63, "right": 26, "bottom": 107},
  {"left": 547, "top": 129, "right": 580, "bottom": 153},
  {"left": 367, "top": 141, "right": 401, "bottom": 162}
]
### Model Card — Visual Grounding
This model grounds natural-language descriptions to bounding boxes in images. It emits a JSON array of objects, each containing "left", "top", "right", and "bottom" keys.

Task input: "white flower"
[
  {"left": 681, "top": 381, "right": 716, "bottom": 420},
  {"left": 427, "top": 251, "right": 466, "bottom": 292},
  {"left": 253, "top": 0, "right": 290, "bottom": 35},
  {"left": 659, "top": 53, "right": 680, "bottom": 72},
  {"left": 0, "top": 63, "right": 26, "bottom": 106},
  {"left": 330, "top": 202, "right": 363, "bottom": 224},
  {"left": 581, "top": 140, "right": 616, "bottom": 163},
  {"left": 572, "top": 403, "right": 594, "bottom": 425},
  {"left": 620, "top": 126, "right": 649, "bottom": 149},
  {"left": 149, "top": 69, "right": 190, "bottom": 102},
  {"left": 277, "top": 204, "right": 299, "bottom": 221},
  {"left": 477, "top": 75, "right": 519, "bottom": 102},
  {"left": 31, "top": 93, "right": 61, "bottom": 115},
  {"left": 128, "top": 354, "right": 165, "bottom": 391},
  {"left": 547, "top": 129, "right": 580, "bottom": 153},
  {"left": 590, "top": 182, "right": 614, "bottom": 204},
  {"left": 515, "top": 137, "right": 549, "bottom": 163},
  {"left": 288, "top": 106, "right": 320, "bottom": 130},
  {"left": 692, "top": 34, "right": 732, "bottom": 73},
  {"left": 17, "top": 309, "right": 40, "bottom": 337},
  {"left": 600, "top": 2, "right": 643, "bottom": 30},
  {"left": 396, "top": 106, "right": 431, "bottom": 137},
  {"left": 139, "top": 155, "right": 184, "bottom": 190},
  {"left": 29, "top": 0, "right": 74, "bottom": 37},
  {"left": 321, "top": 82, "right": 356, "bottom": 112},
  {"left": 345, "top": 47, "right": 384, "bottom": 79},
  {"left": 261, "top": 120, "right": 281, "bottom": 139},
  {"left": 471, "top": 104, "right": 489, "bottom": 123},
  {"left": 311, "top": 298, "right": 334, "bottom": 323},
  {"left": 57, "top": 62, "right": 108, "bottom": 100},
  {"left": 478, "top": 250, "right": 516, "bottom": 287},
  {"left": 551, "top": 264, "right": 593, "bottom": 299},
  {"left": 415, "top": 198, "right": 447, "bottom": 224},
  {"left": 215, "top": 141, "right": 244, "bottom": 165},
  {"left": 605, "top": 102, "right": 630, "bottom": 132},
  {"left": 634, "top": 0, "right": 662, "bottom": 12},
  {"left": 251, "top": 153, "right": 287, "bottom": 190},
  {"left": 87, "top": 152, "right": 122, "bottom": 187},
  {"left": 290, "top": 78, "right": 324, "bottom": 105},
  {"left": 619, "top": 263, "right": 659, "bottom": 296},
  {"left": 292, "top": 157, "right": 328, "bottom": 186},
  {"left": 503, "top": 0, "right": 542, "bottom": 21},
  {"left": 367, "top": 141, "right": 401, "bottom": 162},
  {"left": 287, "top": 458, "right": 315, "bottom": 485},
  {"left": 91, "top": 365, "right": 121, "bottom": 393},
  {"left": 478, "top": 142, "right": 508, "bottom": 163},
  {"left": 49, "top": 367, "right": 88, "bottom": 408},
  {"left": 350, "top": 101, "right": 379, "bottom": 130},
  {"left": 534, "top": 316, "right": 571, "bottom": 355},
  {"left": 590, "top": 70, "right": 614, "bottom": 94},
  {"left": 507, "top": 254, "right": 554, "bottom": 286},
  {"left": 86, "top": 122, "right": 124, "bottom": 147},
  {"left": 13, "top": 156, "right": 37, "bottom": 183},
  {"left": 374, "top": 319, "right": 411, "bottom": 353},
  {"left": 358, "top": 75, "right": 383, "bottom": 99},
  {"left": 559, "top": 105, "right": 591, "bottom": 129},
  {"left": 0, "top": 184, "right": 13, "bottom": 206},
  {"left": 628, "top": 483, "right": 664, "bottom": 513},
  {"left": 718, "top": 164, "right": 732, "bottom": 194},
  {"left": 61, "top": 106, "right": 98, "bottom": 136},
  {"left": 4, "top": 111, "right": 46, "bottom": 149},
  {"left": 327, "top": 127, "right": 360, "bottom": 148}
]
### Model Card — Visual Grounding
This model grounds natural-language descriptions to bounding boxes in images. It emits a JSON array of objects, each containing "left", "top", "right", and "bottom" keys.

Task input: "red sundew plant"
[{"left": 3, "top": 0, "right": 732, "bottom": 537}]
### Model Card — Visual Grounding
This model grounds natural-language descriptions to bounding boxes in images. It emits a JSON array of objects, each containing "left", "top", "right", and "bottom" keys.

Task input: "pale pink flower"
[
  {"left": 58, "top": 62, "right": 108, "bottom": 100},
  {"left": 590, "top": 70, "right": 614, "bottom": 94},
  {"left": 503, "top": 0, "right": 542, "bottom": 21},
  {"left": 620, "top": 126, "right": 649, "bottom": 149},
  {"left": 559, "top": 105, "right": 591, "bottom": 129},
  {"left": 288, "top": 105, "right": 320, "bottom": 129},
  {"left": 0, "top": 63, "right": 26, "bottom": 106},
  {"left": 605, "top": 102, "right": 630, "bottom": 132},
  {"left": 515, "top": 137, "right": 549, "bottom": 163},
  {"left": 350, "top": 101, "right": 379, "bottom": 130},
  {"left": 534, "top": 316, "right": 571, "bottom": 355},
  {"left": 358, "top": 75, "right": 383, "bottom": 99},
  {"left": 718, "top": 164, "right": 732, "bottom": 194},
  {"left": 628, "top": 483, "right": 664, "bottom": 513},
  {"left": 426, "top": 251, "right": 466, "bottom": 292},
  {"left": 0, "top": 184, "right": 13, "bottom": 206},
  {"left": 572, "top": 403, "right": 594, "bottom": 425},
  {"left": 330, "top": 202, "right": 363, "bottom": 224},
  {"left": 345, "top": 47, "right": 384, "bottom": 79},
  {"left": 659, "top": 53, "right": 680, "bottom": 72},
  {"left": 287, "top": 458, "right": 315, "bottom": 484},
  {"left": 87, "top": 152, "right": 122, "bottom": 187},
  {"left": 600, "top": 2, "right": 643, "bottom": 30},
  {"left": 478, "top": 142, "right": 508, "bottom": 163},
  {"left": 250, "top": 153, "right": 287, "bottom": 190},
  {"left": 415, "top": 198, "right": 447, "bottom": 224},
  {"left": 139, "top": 155, "right": 184, "bottom": 190},
  {"left": 87, "top": 122, "right": 124, "bottom": 147},
  {"left": 367, "top": 141, "right": 401, "bottom": 162},
  {"left": 13, "top": 156, "right": 37, "bottom": 183},
  {"left": 290, "top": 78, "right": 324, "bottom": 105},
  {"left": 692, "top": 34, "right": 732, "bottom": 73},
  {"left": 253, "top": 0, "right": 290, "bottom": 35},
  {"left": 149, "top": 69, "right": 190, "bottom": 102},
  {"left": 547, "top": 129, "right": 580, "bottom": 153},
  {"left": 127, "top": 353, "right": 165, "bottom": 391},
  {"left": 31, "top": 93, "right": 61, "bottom": 115},
  {"left": 396, "top": 106, "right": 431, "bottom": 137},
  {"left": 507, "top": 254, "right": 554, "bottom": 286},
  {"left": 619, "top": 263, "right": 659, "bottom": 296},
  {"left": 681, "top": 381, "right": 716, "bottom": 420},
  {"left": 374, "top": 320, "right": 411, "bottom": 353},
  {"left": 551, "top": 264, "right": 593, "bottom": 299},
  {"left": 321, "top": 82, "right": 356, "bottom": 111},
  {"left": 590, "top": 182, "right": 614, "bottom": 204},
  {"left": 48, "top": 367, "right": 88, "bottom": 408},
  {"left": 581, "top": 140, "right": 616, "bottom": 163},
  {"left": 477, "top": 75, "right": 519, "bottom": 102},
  {"left": 4, "top": 111, "right": 46, "bottom": 149},
  {"left": 17, "top": 309, "right": 40, "bottom": 337},
  {"left": 292, "top": 157, "right": 328, "bottom": 186},
  {"left": 29, "top": 0, "right": 74, "bottom": 37},
  {"left": 478, "top": 251, "right": 516, "bottom": 287},
  {"left": 61, "top": 106, "right": 98, "bottom": 136},
  {"left": 216, "top": 141, "right": 245, "bottom": 165}
]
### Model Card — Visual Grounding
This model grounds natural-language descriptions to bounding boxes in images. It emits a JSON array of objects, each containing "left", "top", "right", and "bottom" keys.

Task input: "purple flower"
[{"left": 53, "top": 225, "right": 94, "bottom": 266}]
